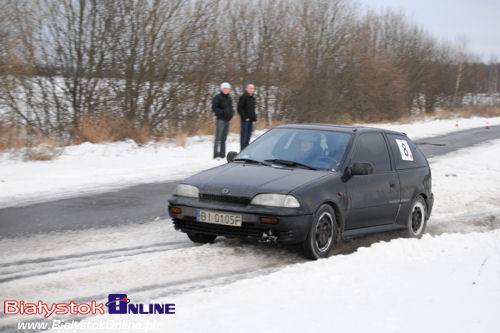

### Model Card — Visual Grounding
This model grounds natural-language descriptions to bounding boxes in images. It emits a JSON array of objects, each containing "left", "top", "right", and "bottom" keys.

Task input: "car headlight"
[
  {"left": 250, "top": 194, "right": 300, "bottom": 208},
  {"left": 174, "top": 184, "right": 199, "bottom": 198}
]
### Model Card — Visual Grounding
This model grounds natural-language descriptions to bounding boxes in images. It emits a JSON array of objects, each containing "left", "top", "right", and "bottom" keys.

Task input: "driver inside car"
[{"left": 295, "top": 133, "right": 323, "bottom": 165}]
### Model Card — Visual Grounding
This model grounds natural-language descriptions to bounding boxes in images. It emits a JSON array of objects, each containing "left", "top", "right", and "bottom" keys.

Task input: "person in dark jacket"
[
  {"left": 212, "top": 82, "right": 234, "bottom": 159},
  {"left": 237, "top": 84, "right": 257, "bottom": 150}
]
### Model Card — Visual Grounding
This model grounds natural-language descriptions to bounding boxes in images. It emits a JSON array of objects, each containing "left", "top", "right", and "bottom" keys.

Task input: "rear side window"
[
  {"left": 387, "top": 134, "right": 428, "bottom": 169},
  {"left": 351, "top": 132, "right": 391, "bottom": 172}
]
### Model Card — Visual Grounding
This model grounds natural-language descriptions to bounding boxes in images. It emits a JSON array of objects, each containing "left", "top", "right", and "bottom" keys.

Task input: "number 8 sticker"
[{"left": 395, "top": 139, "right": 414, "bottom": 161}]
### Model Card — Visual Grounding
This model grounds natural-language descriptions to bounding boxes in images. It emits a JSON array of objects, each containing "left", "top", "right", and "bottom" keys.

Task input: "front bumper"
[{"left": 168, "top": 197, "right": 312, "bottom": 243}]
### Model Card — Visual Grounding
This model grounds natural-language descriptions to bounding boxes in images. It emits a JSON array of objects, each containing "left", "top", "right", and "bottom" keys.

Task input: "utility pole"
[{"left": 451, "top": 60, "right": 463, "bottom": 111}]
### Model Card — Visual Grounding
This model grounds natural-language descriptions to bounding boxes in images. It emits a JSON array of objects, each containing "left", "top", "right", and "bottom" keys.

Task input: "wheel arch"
[
  {"left": 396, "top": 192, "right": 427, "bottom": 226},
  {"left": 415, "top": 193, "right": 430, "bottom": 222},
  {"left": 419, "top": 192, "right": 429, "bottom": 209}
]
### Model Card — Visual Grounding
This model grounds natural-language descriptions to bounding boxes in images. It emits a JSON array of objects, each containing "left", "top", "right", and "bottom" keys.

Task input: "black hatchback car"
[{"left": 168, "top": 124, "right": 433, "bottom": 259}]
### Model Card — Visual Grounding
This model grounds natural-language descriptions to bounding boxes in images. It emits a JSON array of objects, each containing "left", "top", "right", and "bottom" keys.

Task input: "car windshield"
[{"left": 236, "top": 128, "right": 352, "bottom": 170}]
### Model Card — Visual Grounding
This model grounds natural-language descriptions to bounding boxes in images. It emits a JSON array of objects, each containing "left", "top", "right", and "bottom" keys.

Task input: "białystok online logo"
[
  {"left": 3, "top": 294, "right": 175, "bottom": 318},
  {"left": 105, "top": 294, "right": 175, "bottom": 314}
]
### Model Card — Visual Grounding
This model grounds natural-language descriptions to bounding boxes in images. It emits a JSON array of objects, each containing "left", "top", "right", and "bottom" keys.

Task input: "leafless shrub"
[
  {"left": 0, "top": 121, "right": 24, "bottom": 150},
  {"left": 437, "top": 105, "right": 500, "bottom": 119},
  {"left": 74, "top": 113, "right": 151, "bottom": 145},
  {"left": 27, "top": 138, "right": 58, "bottom": 161}
]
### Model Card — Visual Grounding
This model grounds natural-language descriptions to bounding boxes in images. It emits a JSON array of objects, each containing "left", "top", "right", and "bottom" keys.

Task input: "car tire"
[
  {"left": 406, "top": 196, "right": 427, "bottom": 238},
  {"left": 187, "top": 233, "right": 217, "bottom": 243},
  {"left": 302, "top": 204, "right": 337, "bottom": 260}
]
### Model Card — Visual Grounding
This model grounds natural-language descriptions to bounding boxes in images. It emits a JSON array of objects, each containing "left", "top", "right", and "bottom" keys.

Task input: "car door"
[{"left": 344, "top": 132, "right": 400, "bottom": 229}]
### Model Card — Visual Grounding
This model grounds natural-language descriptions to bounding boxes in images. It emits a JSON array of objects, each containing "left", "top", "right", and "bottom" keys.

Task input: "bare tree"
[{"left": 1, "top": 0, "right": 493, "bottom": 149}]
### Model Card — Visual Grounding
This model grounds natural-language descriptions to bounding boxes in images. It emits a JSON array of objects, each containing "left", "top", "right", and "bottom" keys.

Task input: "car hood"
[{"left": 183, "top": 163, "right": 331, "bottom": 197}]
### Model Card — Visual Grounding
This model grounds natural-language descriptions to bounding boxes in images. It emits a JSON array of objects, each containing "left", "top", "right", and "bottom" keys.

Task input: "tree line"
[{"left": 0, "top": 0, "right": 499, "bottom": 145}]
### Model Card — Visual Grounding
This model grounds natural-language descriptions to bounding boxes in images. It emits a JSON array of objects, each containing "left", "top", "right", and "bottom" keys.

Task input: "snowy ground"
[
  {"left": 0, "top": 116, "right": 499, "bottom": 209},
  {"left": 0, "top": 123, "right": 499, "bottom": 332}
]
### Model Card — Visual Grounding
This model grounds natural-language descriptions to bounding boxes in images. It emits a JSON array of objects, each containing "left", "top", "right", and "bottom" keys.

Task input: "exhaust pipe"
[{"left": 260, "top": 229, "right": 278, "bottom": 243}]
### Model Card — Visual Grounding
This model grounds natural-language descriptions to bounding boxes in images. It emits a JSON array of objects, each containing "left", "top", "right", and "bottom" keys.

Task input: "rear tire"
[
  {"left": 302, "top": 204, "right": 337, "bottom": 260},
  {"left": 187, "top": 233, "right": 217, "bottom": 243},
  {"left": 406, "top": 196, "right": 427, "bottom": 238}
]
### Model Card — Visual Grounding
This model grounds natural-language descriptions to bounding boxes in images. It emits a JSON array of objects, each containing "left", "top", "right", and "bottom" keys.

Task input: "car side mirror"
[
  {"left": 227, "top": 151, "right": 238, "bottom": 163},
  {"left": 351, "top": 162, "right": 374, "bottom": 175}
]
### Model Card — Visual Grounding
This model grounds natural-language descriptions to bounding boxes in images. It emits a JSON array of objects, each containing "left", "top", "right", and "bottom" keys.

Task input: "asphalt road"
[
  {"left": 413, "top": 124, "right": 500, "bottom": 158},
  {"left": 1, "top": 125, "right": 499, "bottom": 237}
]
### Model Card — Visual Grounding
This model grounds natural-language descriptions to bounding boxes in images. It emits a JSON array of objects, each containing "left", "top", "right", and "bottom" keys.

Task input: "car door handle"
[{"left": 390, "top": 183, "right": 396, "bottom": 187}]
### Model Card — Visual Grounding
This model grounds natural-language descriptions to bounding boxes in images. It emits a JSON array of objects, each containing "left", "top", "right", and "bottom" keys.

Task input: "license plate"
[{"left": 196, "top": 210, "right": 242, "bottom": 227}]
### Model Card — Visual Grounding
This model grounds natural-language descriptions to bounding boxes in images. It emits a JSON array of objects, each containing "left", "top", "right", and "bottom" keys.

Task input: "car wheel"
[
  {"left": 406, "top": 196, "right": 427, "bottom": 238},
  {"left": 187, "top": 233, "right": 217, "bottom": 243},
  {"left": 302, "top": 204, "right": 337, "bottom": 260}
]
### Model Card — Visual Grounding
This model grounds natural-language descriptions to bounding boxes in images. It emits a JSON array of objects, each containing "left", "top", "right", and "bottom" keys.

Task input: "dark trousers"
[
  {"left": 214, "top": 119, "right": 230, "bottom": 158},
  {"left": 240, "top": 120, "right": 253, "bottom": 151}
]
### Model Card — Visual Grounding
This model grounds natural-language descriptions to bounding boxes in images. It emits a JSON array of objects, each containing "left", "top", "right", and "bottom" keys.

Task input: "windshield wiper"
[
  {"left": 234, "top": 158, "right": 270, "bottom": 166},
  {"left": 265, "top": 159, "right": 317, "bottom": 170}
]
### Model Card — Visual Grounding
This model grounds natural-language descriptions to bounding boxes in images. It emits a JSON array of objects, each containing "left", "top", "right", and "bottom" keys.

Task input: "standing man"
[
  {"left": 237, "top": 84, "right": 257, "bottom": 150},
  {"left": 212, "top": 82, "right": 234, "bottom": 159}
]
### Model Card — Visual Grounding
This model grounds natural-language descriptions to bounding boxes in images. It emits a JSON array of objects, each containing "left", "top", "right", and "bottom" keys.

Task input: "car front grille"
[
  {"left": 173, "top": 219, "right": 262, "bottom": 238},
  {"left": 199, "top": 193, "right": 251, "bottom": 205}
]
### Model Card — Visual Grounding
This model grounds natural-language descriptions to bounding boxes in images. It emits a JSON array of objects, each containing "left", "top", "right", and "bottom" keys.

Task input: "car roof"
[{"left": 275, "top": 123, "right": 407, "bottom": 137}]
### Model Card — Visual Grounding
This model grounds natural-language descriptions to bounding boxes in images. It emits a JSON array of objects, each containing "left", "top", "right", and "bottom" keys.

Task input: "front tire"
[
  {"left": 187, "top": 233, "right": 217, "bottom": 243},
  {"left": 302, "top": 204, "right": 337, "bottom": 260},
  {"left": 406, "top": 196, "right": 427, "bottom": 238}
]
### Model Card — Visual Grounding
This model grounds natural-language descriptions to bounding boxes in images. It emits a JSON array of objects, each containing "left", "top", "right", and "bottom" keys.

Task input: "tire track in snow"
[
  {"left": 0, "top": 240, "right": 187, "bottom": 268},
  {"left": 0, "top": 241, "right": 194, "bottom": 283}
]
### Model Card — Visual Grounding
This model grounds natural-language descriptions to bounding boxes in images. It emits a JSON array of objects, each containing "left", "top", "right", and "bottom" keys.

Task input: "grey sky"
[{"left": 358, "top": 0, "right": 500, "bottom": 62}]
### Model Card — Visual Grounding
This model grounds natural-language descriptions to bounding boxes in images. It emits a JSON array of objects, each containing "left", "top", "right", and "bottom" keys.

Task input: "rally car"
[{"left": 168, "top": 124, "right": 433, "bottom": 259}]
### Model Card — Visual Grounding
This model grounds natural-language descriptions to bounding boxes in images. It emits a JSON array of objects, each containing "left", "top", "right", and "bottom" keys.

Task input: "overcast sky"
[{"left": 358, "top": 0, "right": 500, "bottom": 62}]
